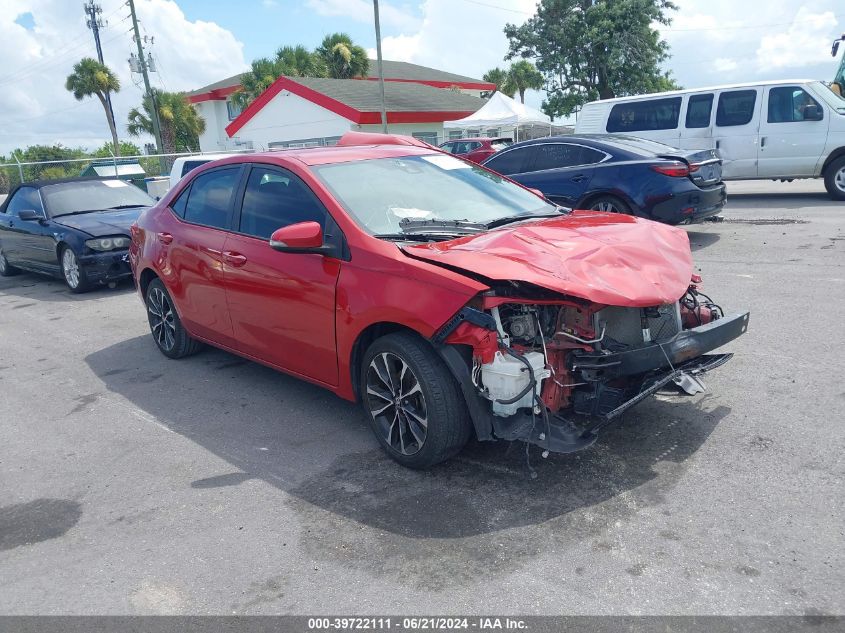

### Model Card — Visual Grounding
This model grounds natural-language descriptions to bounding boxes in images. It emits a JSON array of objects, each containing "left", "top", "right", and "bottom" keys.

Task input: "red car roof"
[{"left": 237, "top": 145, "right": 438, "bottom": 167}]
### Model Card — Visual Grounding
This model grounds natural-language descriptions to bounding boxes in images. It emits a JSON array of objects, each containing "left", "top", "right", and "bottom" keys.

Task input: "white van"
[{"left": 575, "top": 80, "right": 845, "bottom": 199}]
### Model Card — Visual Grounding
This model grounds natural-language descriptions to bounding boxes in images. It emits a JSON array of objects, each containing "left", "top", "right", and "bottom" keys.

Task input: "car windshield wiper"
[
  {"left": 374, "top": 232, "right": 460, "bottom": 242},
  {"left": 103, "top": 204, "right": 146, "bottom": 210},
  {"left": 486, "top": 206, "right": 571, "bottom": 229},
  {"left": 397, "top": 218, "right": 486, "bottom": 235},
  {"left": 51, "top": 209, "right": 102, "bottom": 217}
]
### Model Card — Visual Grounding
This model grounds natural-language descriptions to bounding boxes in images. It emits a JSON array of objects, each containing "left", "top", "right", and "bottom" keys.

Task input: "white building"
[{"left": 186, "top": 60, "right": 496, "bottom": 152}]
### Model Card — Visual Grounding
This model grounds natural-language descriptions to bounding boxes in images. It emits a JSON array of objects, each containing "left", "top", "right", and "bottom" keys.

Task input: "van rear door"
[
  {"left": 757, "top": 84, "right": 829, "bottom": 178},
  {"left": 713, "top": 88, "right": 762, "bottom": 179}
]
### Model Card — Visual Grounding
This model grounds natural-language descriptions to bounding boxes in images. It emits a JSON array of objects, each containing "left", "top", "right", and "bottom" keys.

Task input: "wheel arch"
[
  {"left": 822, "top": 147, "right": 845, "bottom": 175},
  {"left": 577, "top": 189, "right": 636, "bottom": 213},
  {"left": 138, "top": 267, "right": 160, "bottom": 300},
  {"left": 349, "top": 321, "right": 425, "bottom": 402}
]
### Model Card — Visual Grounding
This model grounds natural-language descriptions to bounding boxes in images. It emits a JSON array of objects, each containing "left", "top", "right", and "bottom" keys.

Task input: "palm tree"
[
  {"left": 233, "top": 58, "right": 278, "bottom": 108},
  {"left": 316, "top": 33, "right": 369, "bottom": 79},
  {"left": 66, "top": 58, "right": 121, "bottom": 155},
  {"left": 276, "top": 45, "right": 325, "bottom": 77},
  {"left": 483, "top": 67, "right": 515, "bottom": 98},
  {"left": 127, "top": 89, "right": 206, "bottom": 154},
  {"left": 507, "top": 60, "right": 544, "bottom": 104}
]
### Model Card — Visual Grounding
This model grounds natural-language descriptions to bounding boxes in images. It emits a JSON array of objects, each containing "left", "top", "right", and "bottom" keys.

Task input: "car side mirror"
[
  {"left": 269, "top": 221, "right": 327, "bottom": 254},
  {"left": 18, "top": 209, "right": 42, "bottom": 221},
  {"left": 803, "top": 104, "right": 823, "bottom": 121}
]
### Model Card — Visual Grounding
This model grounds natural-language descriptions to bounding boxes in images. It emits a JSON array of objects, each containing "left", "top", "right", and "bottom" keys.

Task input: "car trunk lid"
[{"left": 658, "top": 148, "right": 722, "bottom": 187}]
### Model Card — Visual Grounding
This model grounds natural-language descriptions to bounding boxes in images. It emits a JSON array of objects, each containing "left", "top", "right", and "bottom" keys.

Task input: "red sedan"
[
  {"left": 129, "top": 132, "right": 749, "bottom": 468},
  {"left": 438, "top": 137, "right": 512, "bottom": 164}
]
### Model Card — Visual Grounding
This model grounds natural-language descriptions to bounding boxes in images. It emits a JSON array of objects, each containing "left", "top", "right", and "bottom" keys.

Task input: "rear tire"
[
  {"left": 360, "top": 332, "right": 471, "bottom": 469},
  {"left": 145, "top": 278, "right": 203, "bottom": 359},
  {"left": 587, "top": 195, "right": 632, "bottom": 214},
  {"left": 60, "top": 246, "right": 91, "bottom": 293},
  {"left": 0, "top": 245, "right": 20, "bottom": 277},
  {"left": 824, "top": 156, "right": 845, "bottom": 201}
]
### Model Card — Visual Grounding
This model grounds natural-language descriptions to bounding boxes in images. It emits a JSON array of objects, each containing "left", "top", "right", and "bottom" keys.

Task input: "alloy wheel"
[
  {"left": 147, "top": 287, "right": 176, "bottom": 352},
  {"left": 592, "top": 201, "right": 619, "bottom": 213},
  {"left": 835, "top": 165, "right": 845, "bottom": 194},
  {"left": 62, "top": 249, "right": 80, "bottom": 288},
  {"left": 365, "top": 351, "right": 428, "bottom": 456}
]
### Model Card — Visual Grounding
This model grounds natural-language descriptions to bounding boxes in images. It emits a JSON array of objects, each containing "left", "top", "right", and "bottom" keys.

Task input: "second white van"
[{"left": 575, "top": 80, "right": 845, "bottom": 200}]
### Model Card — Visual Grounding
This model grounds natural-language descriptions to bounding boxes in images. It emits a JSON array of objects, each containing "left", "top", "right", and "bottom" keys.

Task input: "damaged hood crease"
[{"left": 403, "top": 211, "right": 694, "bottom": 307}]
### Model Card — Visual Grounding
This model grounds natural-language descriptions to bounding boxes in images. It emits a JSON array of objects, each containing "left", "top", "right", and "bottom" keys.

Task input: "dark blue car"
[
  {"left": 482, "top": 134, "right": 727, "bottom": 224},
  {"left": 0, "top": 178, "right": 153, "bottom": 292}
]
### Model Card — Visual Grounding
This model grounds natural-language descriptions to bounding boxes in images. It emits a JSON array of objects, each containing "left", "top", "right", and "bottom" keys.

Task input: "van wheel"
[
  {"left": 587, "top": 195, "right": 632, "bottom": 214},
  {"left": 824, "top": 156, "right": 845, "bottom": 201},
  {"left": 361, "top": 332, "right": 471, "bottom": 469}
]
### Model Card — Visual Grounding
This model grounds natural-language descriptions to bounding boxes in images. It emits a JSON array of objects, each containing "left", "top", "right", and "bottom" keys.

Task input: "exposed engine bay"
[{"left": 435, "top": 275, "right": 750, "bottom": 455}]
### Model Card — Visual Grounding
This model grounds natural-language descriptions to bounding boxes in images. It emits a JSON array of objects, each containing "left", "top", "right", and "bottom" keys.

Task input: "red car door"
[
  {"left": 221, "top": 164, "right": 342, "bottom": 387},
  {"left": 163, "top": 165, "right": 242, "bottom": 346}
]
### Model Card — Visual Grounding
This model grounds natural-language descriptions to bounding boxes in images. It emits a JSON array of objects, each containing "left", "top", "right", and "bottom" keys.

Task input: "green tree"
[
  {"left": 316, "top": 33, "right": 369, "bottom": 79},
  {"left": 504, "top": 0, "right": 680, "bottom": 117},
  {"left": 233, "top": 45, "right": 327, "bottom": 108},
  {"left": 93, "top": 141, "right": 142, "bottom": 158},
  {"left": 482, "top": 67, "right": 515, "bottom": 98},
  {"left": 507, "top": 60, "right": 544, "bottom": 104},
  {"left": 65, "top": 58, "right": 122, "bottom": 155},
  {"left": 127, "top": 89, "right": 206, "bottom": 155}
]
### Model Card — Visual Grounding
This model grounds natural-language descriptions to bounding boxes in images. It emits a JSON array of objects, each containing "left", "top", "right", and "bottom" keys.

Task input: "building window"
[
  {"left": 448, "top": 130, "right": 463, "bottom": 140},
  {"left": 412, "top": 132, "right": 438, "bottom": 146},
  {"left": 226, "top": 99, "right": 244, "bottom": 121},
  {"left": 466, "top": 128, "right": 481, "bottom": 137},
  {"left": 486, "top": 128, "right": 500, "bottom": 137}
]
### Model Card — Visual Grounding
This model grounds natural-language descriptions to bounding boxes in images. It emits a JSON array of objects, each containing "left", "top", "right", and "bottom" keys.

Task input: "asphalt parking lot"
[{"left": 1, "top": 179, "right": 843, "bottom": 616}]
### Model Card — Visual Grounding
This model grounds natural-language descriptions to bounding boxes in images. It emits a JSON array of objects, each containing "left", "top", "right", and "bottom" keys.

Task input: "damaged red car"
[{"left": 129, "top": 132, "right": 749, "bottom": 468}]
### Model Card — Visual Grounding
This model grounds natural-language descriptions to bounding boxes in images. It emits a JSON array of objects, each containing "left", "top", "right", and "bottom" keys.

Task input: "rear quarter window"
[
  {"left": 607, "top": 97, "right": 682, "bottom": 132},
  {"left": 484, "top": 147, "right": 530, "bottom": 175}
]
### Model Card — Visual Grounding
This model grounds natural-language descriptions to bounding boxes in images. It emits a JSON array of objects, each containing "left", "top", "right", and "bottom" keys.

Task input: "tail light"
[{"left": 651, "top": 161, "right": 699, "bottom": 177}]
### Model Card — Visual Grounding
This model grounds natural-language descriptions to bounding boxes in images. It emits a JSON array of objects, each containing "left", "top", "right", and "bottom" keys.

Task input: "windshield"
[
  {"left": 810, "top": 81, "right": 845, "bottom": 115},
  {"left": 42, "top": 180, "right": 154, "bottom": 217},
  {"left": 313, "top": 153, "right": 554, "bottom": 235}
]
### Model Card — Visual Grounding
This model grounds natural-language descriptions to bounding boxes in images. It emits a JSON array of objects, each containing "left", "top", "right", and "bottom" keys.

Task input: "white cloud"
[
  {"left": 306, "top": 0, "right": 421, "bottom": 33},
  {"left": 0, "top": 0, "right": 248, "bottom": 155},
  {"left": 756, "top": 8, "right": 836, "bottom": 70},
  {"left": 714, "top": 58, "right": 738, "bottom": 73}
]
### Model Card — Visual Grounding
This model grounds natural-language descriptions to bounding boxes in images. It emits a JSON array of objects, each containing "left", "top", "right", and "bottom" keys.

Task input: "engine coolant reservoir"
[{"left": 481, "top": 351, "right": 550, "bottom": 417}]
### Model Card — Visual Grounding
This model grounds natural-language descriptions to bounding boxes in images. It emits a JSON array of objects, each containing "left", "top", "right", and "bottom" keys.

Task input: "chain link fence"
[{"left": 0, "top": 149, "right": 253, "bottom": 196}]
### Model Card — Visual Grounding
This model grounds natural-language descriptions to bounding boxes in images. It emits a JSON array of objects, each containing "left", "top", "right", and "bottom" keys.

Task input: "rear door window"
[
  {"left": 685, "top": 94, "right": 714, "bottom": 128},
  {"left": 183, "top": 167, "right": 240, "bottom": 230},
  {"left": 607, "top": 97, "right": 682, "bottom": 132},
  {"left": 483, "top": 147, "right": 531, "bottom": 175},
  {"left": 530, "top": 144, "right": 598, "bottom": 171},
  {"left": 716, "top": 90, "right": 757, "bottom": 127}
]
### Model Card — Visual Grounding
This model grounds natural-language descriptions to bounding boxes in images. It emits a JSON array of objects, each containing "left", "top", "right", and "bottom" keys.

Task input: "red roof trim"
[
  {"left": 362, "top": 77, "right": 496, "bottom": 91},
  {"left": 187, "top": 85, "right": 240, "bottom": 104},
  {"left": 225, "top": 77, "right": 482, "bottom": 137}
]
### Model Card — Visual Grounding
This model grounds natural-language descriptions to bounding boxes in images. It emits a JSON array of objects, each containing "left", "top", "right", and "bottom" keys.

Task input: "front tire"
[
  {"left": 824, "top": 156, "right": 845, "bottom": 201},
  {"left": 60, "top": 246, "right": 91, "bottom": 293},
  {"left": 145, "top": 278, "right": 203, "bottom": 359},
  {"left": 361, "top": 332, "right": 471, "bottom": 469},
  {"left": 0, "top": 245, "right": 20, "bottom": 277}
]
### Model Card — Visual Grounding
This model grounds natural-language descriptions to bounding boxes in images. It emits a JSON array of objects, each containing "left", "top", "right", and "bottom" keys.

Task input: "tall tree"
[
  {"left": 504, "top": 0, "right": 679, "bottom": 117},
  {"left": 127, "top": 90, "right": 206, "bottom": 154},
  {"left": 316, "top": 33, "right": 369, "bottom": 79},
  {"left": 507, "top": 60, "right": 544, "bottom": 104},
  {"left": 233, "top": 45, "right": 328, "bottom": 108},
  {"left": 482, "top": 67, "right": 515, "bottom": 98},
  {"left": 65, "top": 58, "right": 122, "bottom": 156}
]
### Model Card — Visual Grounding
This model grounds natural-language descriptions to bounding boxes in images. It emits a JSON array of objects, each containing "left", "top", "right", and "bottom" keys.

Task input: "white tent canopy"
[{"left": 443, "top": 91, "right": 551, "bottom": 129}]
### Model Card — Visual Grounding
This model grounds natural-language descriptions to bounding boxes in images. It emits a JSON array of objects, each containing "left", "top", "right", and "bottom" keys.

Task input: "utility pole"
[
  {"left": 373, "top": 0, "right": 388, "bottom": 133},
  {"left": 127, "top": 0, "right": 165, "bottom": 171},
  {"left": 84, "top": 0, "right": 118, "bottom": 154}
]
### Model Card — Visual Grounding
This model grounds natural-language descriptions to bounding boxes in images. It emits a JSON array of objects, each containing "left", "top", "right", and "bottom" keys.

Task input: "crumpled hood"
[
  {"left": 53, "top": 207, "right": 147, "bottom": 237},
  {"left": 403, "top": 211, "right": 693, "bottom": 307}
]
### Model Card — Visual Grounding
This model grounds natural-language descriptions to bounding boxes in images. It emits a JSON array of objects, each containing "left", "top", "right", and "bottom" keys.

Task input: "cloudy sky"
[{"left": 0, "top": 0, "right": 843, "bottom": 154}]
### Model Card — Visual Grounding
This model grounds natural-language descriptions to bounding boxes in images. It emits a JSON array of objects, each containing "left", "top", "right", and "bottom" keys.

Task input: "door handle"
[
  {"left": 715, "top": 140, "right": 721, "bottom": 149},
  {"left": 157, "top": 232, "right": 173, "bottom": 245},
  {"left": 571, "top": 174, "right": 587, "bottom": 183},
  {"left": 222, "top": 251, "right": 247, "bottom": 267},
  {"left": 760, "top": 136, "right": 767, "bottom": 148}
]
